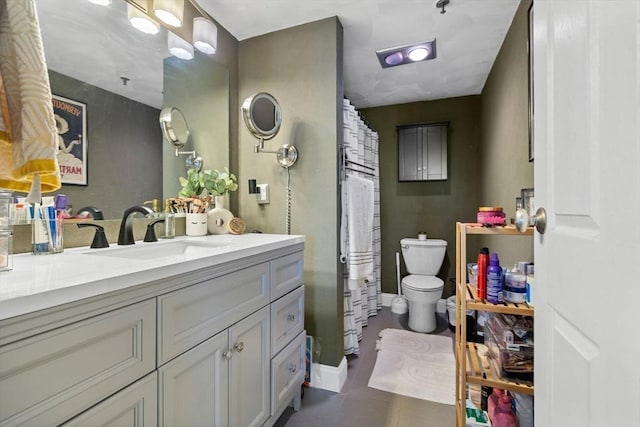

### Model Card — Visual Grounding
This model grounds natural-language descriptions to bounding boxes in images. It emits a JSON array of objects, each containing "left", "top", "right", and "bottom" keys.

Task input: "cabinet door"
[
  {"left": 423, "top": 125, "right": 447, "bottom": 180},
  {"left": 158, "top": 330, "right": 229, "bottom": 427},
  {"left": 62, "top": 372, "right": 157, "bottom": 427},
  {"left": 0, "top": 299, "right": 156, "bottom": 426},
  {"left": 229, "top": 306, "right": 270, "bottom": 427},
  {"left": 398, "top": 127, "right": 422, "bottom": 181}
]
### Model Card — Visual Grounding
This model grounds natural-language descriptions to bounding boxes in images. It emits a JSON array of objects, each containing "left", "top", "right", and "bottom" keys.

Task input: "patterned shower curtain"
[{"left": 342, "top": 99, "right": 381, "bottom": 355}]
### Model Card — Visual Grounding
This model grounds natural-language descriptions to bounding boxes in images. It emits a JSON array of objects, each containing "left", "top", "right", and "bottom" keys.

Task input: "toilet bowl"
[{"left": 400, "top": 238, "right": 447, "bottom": 333}]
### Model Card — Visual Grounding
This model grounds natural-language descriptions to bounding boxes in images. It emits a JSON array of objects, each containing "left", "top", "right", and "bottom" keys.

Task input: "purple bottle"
[{"left": 486, "top": 252, "right": 503, "bottom": 304}]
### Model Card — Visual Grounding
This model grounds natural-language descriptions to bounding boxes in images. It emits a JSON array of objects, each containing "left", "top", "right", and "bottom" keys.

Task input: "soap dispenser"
[
  {"left": 144, "top": 199, "right": 160, "bottom": 217},
  {"left": 162, "top": 199, "right": 175, "bottom": 239}
]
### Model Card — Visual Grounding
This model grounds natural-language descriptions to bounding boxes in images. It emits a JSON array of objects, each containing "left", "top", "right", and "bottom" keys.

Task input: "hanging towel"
[
  {"left": 346, "top": 174, "right": 374, "bottom": 288},
  {"left": 0, "top": 0, "right": 61, "bottom": 193}
]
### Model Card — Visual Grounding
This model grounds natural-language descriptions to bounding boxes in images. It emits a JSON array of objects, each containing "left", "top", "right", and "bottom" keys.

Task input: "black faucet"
[{"left": 117, "top": 205, "right": 154, "bottom": 245}]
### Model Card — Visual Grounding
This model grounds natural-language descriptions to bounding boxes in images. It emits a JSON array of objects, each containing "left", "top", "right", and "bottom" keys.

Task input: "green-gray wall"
[
  {"left": 360, "top": 97, "right": 483, "bottom": 297},
  {"left": 48, "top": 71, "right": 162, "bottom": 219},
  {"left": 237, "top": 18, "right": 344, "bottom": 366},
  {"left": 478, "top": 0, "right": 534, "bottom": 267}
]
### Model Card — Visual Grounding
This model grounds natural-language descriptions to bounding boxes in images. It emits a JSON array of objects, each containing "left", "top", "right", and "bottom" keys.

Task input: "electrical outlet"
[{"left": 257, "top": 184, "right": 269, "bottom": 204}]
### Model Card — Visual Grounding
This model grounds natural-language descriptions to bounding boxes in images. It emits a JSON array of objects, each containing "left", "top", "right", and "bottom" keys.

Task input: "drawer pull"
[
  {"left": 288, "top": 364, "right": 297, "bottom": 373},
  {"left": 223, "top": 349, "right": 233, "bottom": 360},
  {"left": 233, "top": 341, "right": 245, "bottom": 352},
  {"left": 286, "top": 312, "right": 296, "bottom": 322}
]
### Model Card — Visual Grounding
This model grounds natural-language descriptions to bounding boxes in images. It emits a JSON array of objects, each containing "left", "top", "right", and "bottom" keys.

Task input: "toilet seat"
[{"left": 402, "top": 275, "right": 444, "bottom": 291}]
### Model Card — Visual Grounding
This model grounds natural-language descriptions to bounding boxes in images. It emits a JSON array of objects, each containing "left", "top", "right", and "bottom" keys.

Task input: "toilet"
[{"left": 400, "top": 238, "right": 448, "bottom": 333}]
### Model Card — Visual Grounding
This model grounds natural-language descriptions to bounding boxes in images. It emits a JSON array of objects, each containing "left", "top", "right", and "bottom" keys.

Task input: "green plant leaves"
[{"left": 178, "top": 167, "right": 238, "bottom": 197}]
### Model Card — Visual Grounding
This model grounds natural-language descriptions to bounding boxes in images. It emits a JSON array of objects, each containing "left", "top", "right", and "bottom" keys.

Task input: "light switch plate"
[{"left": 257, "top": 184, "right": 269, "bottom": 204}]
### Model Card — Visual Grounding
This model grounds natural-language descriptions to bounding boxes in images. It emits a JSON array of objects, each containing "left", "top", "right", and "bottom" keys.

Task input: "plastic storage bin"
[
  {"left": 485, "top": 322, "right": 533, "bottom": 381},
  {"left": 487, "top": 313, "right": 534, "bottom": 346}
]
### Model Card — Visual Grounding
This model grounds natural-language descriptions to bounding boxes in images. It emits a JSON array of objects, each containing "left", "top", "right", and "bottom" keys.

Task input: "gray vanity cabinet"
[
  {"left": 159, "top": 306, "right": 270, "bottom": 427},
  {"left": 398, "top": 123, "right": 448, "bottom": 181},
  {"left": 0, "top": 244, "right": 304, "bottom": 427}
]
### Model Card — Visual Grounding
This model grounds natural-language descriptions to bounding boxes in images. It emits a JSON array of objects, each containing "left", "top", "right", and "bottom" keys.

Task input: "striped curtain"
[{"left": 342, "top": 99, "right": 381, "bottom": 355}]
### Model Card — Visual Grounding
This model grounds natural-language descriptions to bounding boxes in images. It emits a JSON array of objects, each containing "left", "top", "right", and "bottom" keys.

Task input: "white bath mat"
[{"left": 368, "top": 328, "right": 455, "bottom": 405}]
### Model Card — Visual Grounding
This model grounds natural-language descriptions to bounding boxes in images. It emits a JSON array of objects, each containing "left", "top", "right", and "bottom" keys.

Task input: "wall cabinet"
[
  {"left": 0, "top": 246, "right": 304, "bottom": 427},
  {"left": 454, "top": 223, "right": 533, "bottom": 426},
  {"left": 398, "top": 123, "right": 448, "bottom": 181}
]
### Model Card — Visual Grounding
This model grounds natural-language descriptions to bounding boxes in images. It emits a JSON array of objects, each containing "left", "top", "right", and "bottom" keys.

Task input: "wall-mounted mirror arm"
[
  {"left": 173, "top": 148, "right": 203, "bottom": 172},
  {"left": 242, "top": 92, "right": 298, "bottom": 168}
]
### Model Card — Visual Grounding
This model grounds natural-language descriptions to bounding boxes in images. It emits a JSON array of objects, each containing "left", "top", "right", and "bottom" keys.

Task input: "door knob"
[
  {"left": 515, "top": 207, "right": 547, "bottom": 234},
  {"left": 223, "top": 349, "right": 233, "bottom": 360},
  {"left": 233, "top": 341, "right": 244, "bottom": 352}
]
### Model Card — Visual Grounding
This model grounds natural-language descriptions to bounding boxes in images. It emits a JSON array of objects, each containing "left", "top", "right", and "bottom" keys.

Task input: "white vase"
[
  {"left": 207, "top": 195, "right": 233, "bottom": 234},
  {"left": 185, "top": 213, "right": 207, "bottom": 236}
]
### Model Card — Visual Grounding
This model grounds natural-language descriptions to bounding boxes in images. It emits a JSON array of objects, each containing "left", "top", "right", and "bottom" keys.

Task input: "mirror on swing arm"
[
  {"left": 241, "top": 92, "right": 297, "bottom": 168},
  {"left": 160, "top": 106, "right": 202, "bottom": 171}
]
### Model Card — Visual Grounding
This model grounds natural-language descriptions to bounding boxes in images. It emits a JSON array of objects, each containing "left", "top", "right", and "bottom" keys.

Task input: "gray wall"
[
  {"left": 48, "top": 71, "right": 162, "bottom": 219},
  {"left": 360, "top": 96, "right": 483, "bottom": 297},
  {"left": 162, "top": 54, "right": 230, "bottom": 200},
  {"left": 478, "top": 0, "right": 534, "bottom": 267},
  {"left": 237, "top": 18, "right": 344, "bottom": 366}
]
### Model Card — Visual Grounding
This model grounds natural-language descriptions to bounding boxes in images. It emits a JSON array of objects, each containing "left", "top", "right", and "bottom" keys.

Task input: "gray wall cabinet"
[{"left": 398, "top": 123, "right": 448, "bottom": 181}]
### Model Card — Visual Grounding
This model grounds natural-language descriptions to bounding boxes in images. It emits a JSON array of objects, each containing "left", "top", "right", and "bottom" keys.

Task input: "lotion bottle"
[{"left": 486, "top": 252, "right": 503, "bottom": 304}]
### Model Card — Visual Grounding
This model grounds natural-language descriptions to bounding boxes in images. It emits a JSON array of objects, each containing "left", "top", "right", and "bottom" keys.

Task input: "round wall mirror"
[
  {"left": 159, "top": 107, "right": 190, "bottom": 148},
  {"left": 241, "top": 92, "right": 282, "bottom": 140}
]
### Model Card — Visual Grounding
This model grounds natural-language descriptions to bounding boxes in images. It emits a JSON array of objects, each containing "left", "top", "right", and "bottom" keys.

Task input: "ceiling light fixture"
[
  {"left": 154, "top": 0, "right": 184, "bottom": 28},
  {"left": 87, "top": 0, "right": 111, "bottom": 5},
  {"left": 168, "top": 32, "right": 194, "bottom": 60},
  {"left": 127, "top": 4, "right": 160, "bottom": 35},
  {"left": 375, "top": 39, "right": 437, "bottom": 69},
  {"left": 193, "top": 17, "right": 217, "bottom": 54}
]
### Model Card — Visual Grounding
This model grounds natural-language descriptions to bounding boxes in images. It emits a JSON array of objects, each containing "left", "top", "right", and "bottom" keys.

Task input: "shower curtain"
[{"left": 342, "top": 99, "right": 381, "bottom": 356}]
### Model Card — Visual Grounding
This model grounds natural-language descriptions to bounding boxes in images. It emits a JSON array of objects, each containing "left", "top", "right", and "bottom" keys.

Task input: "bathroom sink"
[{"left": 81, "top": 239, "right": 231, "bottom": 260}]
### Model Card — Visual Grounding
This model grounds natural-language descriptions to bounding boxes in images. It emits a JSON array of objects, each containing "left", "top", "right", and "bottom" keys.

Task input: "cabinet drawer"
[
  {"left": 0, "top": 299, "right": 156, "bottom": 427},
  {"left": 270, "top": 331, "right": 306, "bottom": 416},
  {"left": 158, "top": 262, "right": 270, "bottom": 364},
  {"left": 270, "top": 251, "right": 304, "bottom": 301},
  {"left": 271, "top": 286, "right": 304, "bottom": 356},
  {"left": 62, "top": 372, "right": 157, "bottom": 427}
]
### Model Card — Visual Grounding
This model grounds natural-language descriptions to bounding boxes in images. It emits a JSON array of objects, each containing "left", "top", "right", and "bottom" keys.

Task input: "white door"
[{"left": 534, "top": 1, "right": 640, "bottom": 426}]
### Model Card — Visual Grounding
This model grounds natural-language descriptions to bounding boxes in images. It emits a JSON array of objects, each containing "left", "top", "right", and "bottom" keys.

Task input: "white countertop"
[{"left": 0, "top": 233, "right": 304, "bottom": 321}]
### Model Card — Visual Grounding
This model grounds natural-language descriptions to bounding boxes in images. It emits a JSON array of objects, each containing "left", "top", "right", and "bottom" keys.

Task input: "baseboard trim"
[
  {"left": 310, "top": 356, "right": 347, "bottom": 393},
  {"left": 382, "top": 292, "right": 447, "bottom": 315}
]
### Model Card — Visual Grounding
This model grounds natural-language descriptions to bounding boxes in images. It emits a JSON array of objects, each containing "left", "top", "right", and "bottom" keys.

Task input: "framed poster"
[{"left": 52, "top": 95, "right": 87, "bottom": 185}]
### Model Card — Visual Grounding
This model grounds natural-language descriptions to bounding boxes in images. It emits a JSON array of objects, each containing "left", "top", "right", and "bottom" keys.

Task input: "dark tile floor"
[{"left": 274, "top": 307, "right": 456, "bottom": 427}]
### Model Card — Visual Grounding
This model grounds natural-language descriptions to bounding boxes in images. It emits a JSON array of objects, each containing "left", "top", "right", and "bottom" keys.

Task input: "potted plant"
[{"left": 178, "top": 168, "right": 238, "bottom": 198}]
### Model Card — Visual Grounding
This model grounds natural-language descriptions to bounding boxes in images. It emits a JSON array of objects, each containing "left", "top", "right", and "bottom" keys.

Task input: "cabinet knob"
[
  {"left": 286, "top": 312, "right": 296, "bottom": 322},
  {"left": 288, "top": 364, "right": 297, "bottom": 373},
  {"left": 233, "top": 341, "right": 245, "bottom": 352},
  {"left": 222, "top": 349, "right": 233, "bottom": 360}
]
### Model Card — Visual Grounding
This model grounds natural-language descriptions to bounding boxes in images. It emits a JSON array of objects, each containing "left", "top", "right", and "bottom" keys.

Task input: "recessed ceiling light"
[
  {"left": 408, "top": 47, "right": 430, "bottom": 62},
  {"left": 87, "top": 0, "right": 111, "bottom": 5},
  {"left": 376, "top": 39, "right": 437, "bottom": 68}
]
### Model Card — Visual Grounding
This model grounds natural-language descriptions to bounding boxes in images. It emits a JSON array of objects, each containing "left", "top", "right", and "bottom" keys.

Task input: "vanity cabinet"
[
  {"left": 159, "top": 307, "right": 269, "bottom": 427},
  {"left": 0, "top": 240, "right": 305, "bottom": 427},
  {"left": 0, "top": 299, "right": 156, "bottom": 426}
]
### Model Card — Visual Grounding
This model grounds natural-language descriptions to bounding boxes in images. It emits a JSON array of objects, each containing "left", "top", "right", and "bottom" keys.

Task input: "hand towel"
[
  {"left": 0, "top": 0, "right": 61, "bottom": 193},
  {"left": 346, "top": 174, "right": 374, "bottom": 287}
]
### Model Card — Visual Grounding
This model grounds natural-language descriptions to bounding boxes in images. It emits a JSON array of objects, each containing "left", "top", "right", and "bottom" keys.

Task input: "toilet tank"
[{"left": 400, "top": 238, "right": 447, "bottom": 275}]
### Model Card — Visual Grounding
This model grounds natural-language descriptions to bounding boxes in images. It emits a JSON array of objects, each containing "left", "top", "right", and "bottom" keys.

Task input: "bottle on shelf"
[
  {"left": 487, "top": 252, "right": 503, "bottom": 304},
  {"left": 477, "top": 247, "right": 489, "bottom": 299},
  {"left": 492, "top": 394, "right": 518, "bottom": 427},
  {"left": 526, "top": 263, "right": 535, "bottom": 306},
  {"left": 487, "top": 388, "right": 504, "bottom": 422},
  {"left": 480, "top": 373, "right": 493, "bottom": 411}
]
